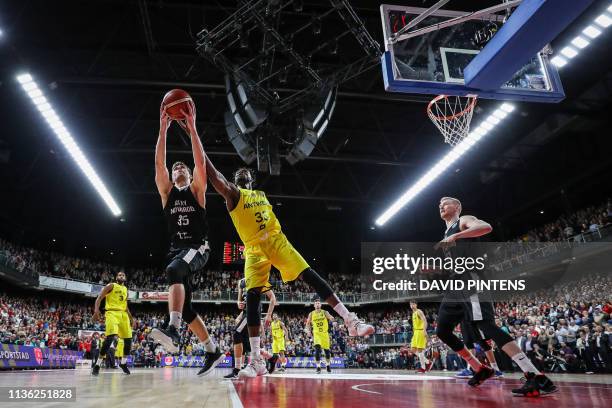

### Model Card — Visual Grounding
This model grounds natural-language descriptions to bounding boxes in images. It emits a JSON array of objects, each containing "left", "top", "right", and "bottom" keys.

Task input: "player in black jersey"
[
  {"left": 224, "top": 278, "right": 278, "bottom": 379},
  {"left": 435, "top": 197, "right": 556, "bottom": 396},
  {"left": 148, "top": 104, "right": 223, "bottom": 376}
]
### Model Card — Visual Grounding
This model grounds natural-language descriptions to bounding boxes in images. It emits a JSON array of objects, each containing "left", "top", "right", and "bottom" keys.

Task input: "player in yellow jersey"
[
  {"left": 306, "top": 298, "right": 335, "bottom": 374},
  {"left": 270, "top": 313, "right": 289, "bottom": 372},
  {"left": 409, "top": 301, "right": 432, "bottom": 373},
  {"left": 204, "top": 159, "right": 374, "bottom": 378},
  {"left": 92, "top": 271, "right": 134, "bottom": 375}
]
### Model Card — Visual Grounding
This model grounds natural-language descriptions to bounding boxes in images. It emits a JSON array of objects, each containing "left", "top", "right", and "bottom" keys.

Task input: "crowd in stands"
[
  {"left": 516, "top": 199, "right": 612, "bottom": 242},
  {"left": 1, "top": 198, "right": 612, "bottom": 373}
]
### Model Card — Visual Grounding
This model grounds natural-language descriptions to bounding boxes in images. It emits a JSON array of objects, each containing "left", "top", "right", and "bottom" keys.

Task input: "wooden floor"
[{"left": 0, "top": 368, "right": 610, "bottom": 408}]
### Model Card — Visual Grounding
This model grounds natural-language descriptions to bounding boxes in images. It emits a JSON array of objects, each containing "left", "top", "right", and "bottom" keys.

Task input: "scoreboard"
[{"left": 223, "top": 242, "right": 245, "bottom": 264}]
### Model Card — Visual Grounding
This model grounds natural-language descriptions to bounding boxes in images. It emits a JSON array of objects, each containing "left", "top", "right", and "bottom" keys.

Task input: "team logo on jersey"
[{"left": 33, "top": 348, "right": 44, "bottom": 365}]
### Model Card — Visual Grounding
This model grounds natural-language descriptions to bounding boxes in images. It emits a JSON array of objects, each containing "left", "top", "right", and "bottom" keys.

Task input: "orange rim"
[{"left": 427, "top": 95, "right": 477, "bottom": 121}]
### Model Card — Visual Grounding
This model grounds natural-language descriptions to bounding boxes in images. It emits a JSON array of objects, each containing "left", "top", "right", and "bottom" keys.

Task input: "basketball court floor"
[{"left": 1, "top": 368, "right": 609, "bottom": 408}]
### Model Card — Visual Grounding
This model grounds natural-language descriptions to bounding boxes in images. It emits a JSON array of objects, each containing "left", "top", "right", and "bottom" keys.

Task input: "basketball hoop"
[{"left": 427, "top": 94, "right": 477, "bottom": 146}]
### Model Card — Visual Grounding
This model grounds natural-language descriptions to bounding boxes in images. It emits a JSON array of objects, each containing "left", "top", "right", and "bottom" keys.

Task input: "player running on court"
[
  {"left": 435, "top": 196, "right": 556, "bottom": 396},
  {"left": 204, "top": 161, "right": 374, "bottom": 378},
  {"left": 306, "top": 298, "right": 334, "bottom": 374},
  {"left": 92, "top": 271, "right": 134, "bottom": 376}
]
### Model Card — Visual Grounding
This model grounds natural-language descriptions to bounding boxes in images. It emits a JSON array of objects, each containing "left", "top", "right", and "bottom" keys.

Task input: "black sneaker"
[
  {"left": 512, "top": 372, "right": 557, "bottom": 397},
  {"left": 197, "top": 347, "right": 225, "bottom": 376},
  {"left": 148, "top": 325, "right": 180, "bottom": 354},
  {"left": 224, "top": 368, "right": 240, "bottom": 379},
  {"left": 467, "top": 366, "right": 494, "bottom": 387},
  {"left": 326, "top": 365, "right": 332, "bottom": 373},
  {"left": 91, "top": 364, "right": 100, "bottom": 376},
  {"left": 119, "top": 363, "right": 131, "bottom": 375},
  {"left": 268, "top": 355, "right": 279, "bottom": 374},
  {"left": 316, "top": 367, "right": 321, "bottom": 374}
]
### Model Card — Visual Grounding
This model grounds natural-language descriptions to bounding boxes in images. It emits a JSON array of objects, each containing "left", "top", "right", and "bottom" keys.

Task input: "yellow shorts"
[
  {"left": 115, "top": 338, "right": 124, "bottom": 358},
  {"left": 314, "top": 334, "right": 330, "bottom": 350},
  {"left": 411, "top": 330, "right": 427, "bottom": 349},
  {"left": 105, "top": 311, "right": 132, "bottom": 339},
  {"left": 272, "top": 339, "right": 286, "bottom": 354},
  {"left": 244, "top": 232, "right": 310, "bottom": 291}
]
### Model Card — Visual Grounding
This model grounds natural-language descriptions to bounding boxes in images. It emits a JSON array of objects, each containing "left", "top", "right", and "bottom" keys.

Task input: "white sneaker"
[
  {"left": 238, "top": 358, "right": 267, "bottom": 378},
  {"left": 346, "top": 313, "right": 374, "bottom": 337}
]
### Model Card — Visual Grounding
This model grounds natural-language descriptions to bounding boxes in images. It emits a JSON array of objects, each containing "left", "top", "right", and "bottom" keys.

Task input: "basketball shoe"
[
  {"left": 197, "top": 347, "right": 224, "bottom": 376},
  {"left": 467, "top": 366, "right": 494, "bottom": 387},
  {"left": 148, "top": 326, "right": 180, "bottom": 354},
  {"left": 346, "top": 313, "right": 374, "bottom": 337},
  {"left": 512, "top": 373, "right": 557, "bottom": 397},
  {"left": 238, "top": 357, "right": 267, "bottom": 378}
]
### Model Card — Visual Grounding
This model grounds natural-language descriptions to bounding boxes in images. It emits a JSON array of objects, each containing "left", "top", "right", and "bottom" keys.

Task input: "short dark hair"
[{"left": 172, "top": 161, "right": 191, "bottom": 174}]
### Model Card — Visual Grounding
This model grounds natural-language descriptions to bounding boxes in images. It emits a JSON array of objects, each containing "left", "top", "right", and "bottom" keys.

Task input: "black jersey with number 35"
[{"left": 164, "top": 186, "right": 208, "bottom": 250}]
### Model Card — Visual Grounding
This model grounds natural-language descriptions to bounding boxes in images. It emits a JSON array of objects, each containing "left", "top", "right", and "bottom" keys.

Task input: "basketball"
[{"left": 161, "top": 89, "right": 193, "bottom": 120}]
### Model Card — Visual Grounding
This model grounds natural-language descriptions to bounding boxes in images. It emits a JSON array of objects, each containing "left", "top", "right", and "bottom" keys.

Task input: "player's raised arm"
[
  {"left": 180, "top": 104, "right": 207, "bottom": 207},
  {"left": 155, "top": 108, "right": 173, "bottom": 206},
  {"left": 204, "top": 153, "right": 240, "bottom": 211},
  {"left": 457, "top": 215, "right": 493, "bottom": 239},
  {"left": 93, "top": 283, "right": 114, "bottom": 322}
]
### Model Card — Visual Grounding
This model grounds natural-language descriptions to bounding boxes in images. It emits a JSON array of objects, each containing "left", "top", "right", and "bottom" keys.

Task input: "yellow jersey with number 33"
[
  {"left": 105, "top": 282, "right": 128, "bottom": 311},
  {"left": 230, "top": 188, "right": 282, "bottom": 246}
]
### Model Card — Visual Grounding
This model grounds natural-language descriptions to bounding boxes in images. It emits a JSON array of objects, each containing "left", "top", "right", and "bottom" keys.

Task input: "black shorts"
[
  {"left": 233, "top": 314, "right": 250, "bottom": 350},
  {"left": 166, "top": 243, "right": 210, "bottom": 290},
  {"left": 462, "top": 294, "right": 495, "bottom": 322}
]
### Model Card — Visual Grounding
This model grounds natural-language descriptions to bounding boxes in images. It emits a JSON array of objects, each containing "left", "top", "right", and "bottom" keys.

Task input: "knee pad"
[
  {"left": 474, "top": 320, "right": 513, "bottom": 348},
  {"left": 246, "top": 289, "right": 262, "bottom": 327},
  {"left": 182, "top": 299, "right": 197, "bottom": 324},
  {"left": 314, "top": 344, "right": 322, "bottom": 360},
  {"left": 435, "top": 326, "right": 464, "bottom": 352},
  {"left": 166, "top": 259, "right": 189, "bottom": 285},
  {"left": 122, "top": 338, "right": 132, "bottom": 356},
  {"left": 299, "top": 268, "right": 333, "bottom": 301}
]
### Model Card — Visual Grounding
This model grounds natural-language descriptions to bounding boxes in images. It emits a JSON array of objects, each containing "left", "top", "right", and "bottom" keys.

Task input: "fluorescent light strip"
[
  {"left": 594, "top": 14, "right": 612, "bottom": 28},
  {"left": 583, "top": 25, "right": 602, "bottom": 38},
  {"left": 551, "top": 55, "right": 568, "bottom": 67},
  {"left": 560, "top": 46, "right": 578, "bottom": 59},
  {"left": 16, "top": 73, "right": 122, "bottom": 216},
  {"left": 570, "top": 36, "right": 589, "bottom": 49},
  {"left": 374, "top": 103, "right": 515, "bottom": 226}
]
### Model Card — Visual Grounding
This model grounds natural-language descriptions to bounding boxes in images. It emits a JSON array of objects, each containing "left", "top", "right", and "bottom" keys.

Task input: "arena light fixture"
[
  {"left": 560, "top": 46, "right": 578, "bottom": 59},
  {"left": 550, "top": 55, "right": 568, "bottom": 67},
  {"left": 594, "top": 14, "right": 612, "bottom": 29},
  {"left": 570, "top": 36, "right": 590, "bottom": 49},
  {"left": 582, "top": 25, "right": 602, "bottom": 38},
  {"left": 16, "top": 73, "right": 122, "bottom": 216},
  {"left": 375, "top": 103, "right": 516, "bottom": 226}
]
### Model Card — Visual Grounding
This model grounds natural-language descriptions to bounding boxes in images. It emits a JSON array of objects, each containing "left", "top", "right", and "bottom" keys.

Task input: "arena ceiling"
[{"left": 0, "top": 0, "right": 611, "bottom": 267}]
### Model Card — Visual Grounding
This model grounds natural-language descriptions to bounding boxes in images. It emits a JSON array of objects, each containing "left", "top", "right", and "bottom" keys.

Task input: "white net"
[{"left": 427, "top": 95, "right": 477, "bottom": 146}]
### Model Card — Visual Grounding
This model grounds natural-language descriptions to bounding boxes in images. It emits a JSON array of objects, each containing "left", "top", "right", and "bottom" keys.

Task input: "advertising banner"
[
  {"left": 160, "top": 355, "right": 345, "bottom": 368},
  {"left": 139, "top": 292, "right": 170, "bottom": 301},
  {"left": 0, "top": 344, "right": 83, "bottom": 369}
]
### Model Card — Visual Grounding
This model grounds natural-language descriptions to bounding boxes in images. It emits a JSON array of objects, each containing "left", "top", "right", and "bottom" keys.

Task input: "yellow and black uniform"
[
  {"left": 311, "top": 310, "right": 331, "bottom": 350},
  {"left": 104, "top": 283, "right": 132, "bottom": 339},
  {"left": 271, "top": 320, "right": 286, "bottom": 354},
  {"left": 410, "top": 310, "right": 427, "bottom": 349},
  {"left": 230, "top": 188, "right": 309, "bottom": 290}
]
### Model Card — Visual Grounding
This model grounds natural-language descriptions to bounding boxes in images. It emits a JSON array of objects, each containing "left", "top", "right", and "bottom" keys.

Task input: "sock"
[
  {"left": 417, "top": 352, "right": 427, "bottom": 369},
  {"left": 201, "top": 337, "right": 216, "bottom": 353},
  {"left": 234, "top": 356, "right": 242, "bottom": 369},
  {"left": 249, "top": 337, "right": 261, "bottom": 360},
  {"left": 317, "top": 360, "right": 321, "bottom": 368},
  {"left": 121, "top": 357, "right": 127, "bottom": 364},
  {"left": 457, "top": 348, "right": 482, "bottom": 371},
  {"left": 491, "top": 362, "right": 500, "bottom": 371},
  {"left": 511, "top": 352, "right": 541, "bottom": 375},
  {"left": 169, "top": 311, "right": 182, "bottom": 328},
  {"left": 333, "top": 303, "right": 350, "bottom": 320}
]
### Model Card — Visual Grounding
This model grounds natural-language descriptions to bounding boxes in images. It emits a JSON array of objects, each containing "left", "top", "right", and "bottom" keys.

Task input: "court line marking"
[
  {"left": 351, "top": 383, "right": 388, "bottom": 395},
  {"left": 266, "top": 372, "right": 450, "bottom": 381},
  {"left": 227, "top": 380, "right": 244, "bottom": 408}
]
